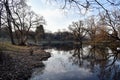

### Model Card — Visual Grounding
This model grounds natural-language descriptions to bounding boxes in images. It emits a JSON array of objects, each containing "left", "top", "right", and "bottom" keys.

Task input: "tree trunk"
[
  {"left": 0, "top": 4, "right": 3, "bottom": 38},
  {"left": 4, "top": 0, "right": 15, "bottom": 45},
  {"left": 19, "top": 35, "right": 27, "bottom": 46},
  {"left": 0, "top": 11, "right": 1, "bottom": 37},
  {"left": 19, "top": 41, "right": 26, "bottom": 46}
]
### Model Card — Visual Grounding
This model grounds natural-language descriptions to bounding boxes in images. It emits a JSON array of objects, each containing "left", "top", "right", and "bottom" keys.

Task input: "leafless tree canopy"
[
  {"left": 52, "top": 0, "right": 120, "bottom": 10},
  {"left": 0, "top": 0, "right": 46, "bottom": 45}
]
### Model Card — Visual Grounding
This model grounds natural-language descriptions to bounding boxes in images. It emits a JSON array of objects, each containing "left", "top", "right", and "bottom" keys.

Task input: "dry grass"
[{"left": 0, "top": 42, "right": 30, "bottom": 52}]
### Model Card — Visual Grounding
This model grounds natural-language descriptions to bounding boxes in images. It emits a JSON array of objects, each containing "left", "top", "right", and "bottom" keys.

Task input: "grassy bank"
[
  {"left": 0, "top": 42, "right": 30, "bottom": 52},
  {"left": 0, "top": 42, "right": 51, "bottom": 80}
]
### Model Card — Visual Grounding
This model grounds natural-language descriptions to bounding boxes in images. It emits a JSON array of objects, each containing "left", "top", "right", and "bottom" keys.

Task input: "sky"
[{"left": 27, "top": 0, "right": 91, "bottom": 32}]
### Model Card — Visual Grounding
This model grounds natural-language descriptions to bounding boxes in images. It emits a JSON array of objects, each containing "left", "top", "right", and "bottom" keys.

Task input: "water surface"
[{"left": 30, "top": 46, "right": 120, "bottom": 80}]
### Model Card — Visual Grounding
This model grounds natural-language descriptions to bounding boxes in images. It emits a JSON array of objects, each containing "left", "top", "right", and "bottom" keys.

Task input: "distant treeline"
[{"left": 0, "top": 27, "right": 88, "bottom": 42}]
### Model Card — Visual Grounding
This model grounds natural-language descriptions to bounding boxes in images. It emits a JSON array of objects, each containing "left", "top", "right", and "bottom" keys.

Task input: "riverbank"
[{"left": 0, "top": 42, "right": 51, "bottom": 80}]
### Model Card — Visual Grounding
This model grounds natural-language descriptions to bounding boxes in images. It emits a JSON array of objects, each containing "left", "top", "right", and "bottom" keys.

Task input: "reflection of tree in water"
[
  {"left": 42, "top": 44, "right": 74, "bottom": 51},
  {"left": 70, "top": 45, "right": 84, "bottom": 67},
  {"left": 99, "top": 45, "right": 120, "bottom": 80},
  {"left": 70, "top": 45, "right": 120, "bottom": 80}
]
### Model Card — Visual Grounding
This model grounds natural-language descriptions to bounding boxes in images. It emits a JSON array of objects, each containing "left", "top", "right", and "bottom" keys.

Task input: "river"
[{"left": 30, "top": 45, "right": 120, "bottom": 80}]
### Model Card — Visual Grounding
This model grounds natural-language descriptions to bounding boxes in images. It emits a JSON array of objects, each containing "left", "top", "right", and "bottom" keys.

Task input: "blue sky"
[
  {"left": 27, "top": 0, "right": 116, "bottom": 32},
  {"left": 27, "top": 0, "right": 92, "bottom": 32}
]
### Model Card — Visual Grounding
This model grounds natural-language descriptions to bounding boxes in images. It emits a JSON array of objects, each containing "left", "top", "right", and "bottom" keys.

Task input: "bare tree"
[
  {"left": 10, "top": 0, "right": 45, "bottom": 45},
  {"left": 86, "top": 16, "right": 97, "bottom": 42},
  {"left": 98, "top": 10, "right": 120, "bottom": 41},
  {"left": 0, "top": 1, "right": 3, "bottom": 37},
  {"left": 51, "top": 0, "right": 120, "bottom": 41},
  {"left": 69, "top": 20, "right": 88, "bottom": 47},
  {"left": 54, "top": 0, "right": 120, "bottom": 10},
  {"left": 3, "top": 0, "right": 15, "bottom": 44},
  {"left": 0, "top": 0, "right": 46, "bottom": 45}
]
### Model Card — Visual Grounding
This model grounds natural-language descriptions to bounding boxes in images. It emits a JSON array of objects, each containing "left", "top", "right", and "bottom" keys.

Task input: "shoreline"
[{"left": 0, "top": 46, "right": 51, "bottom": 80}]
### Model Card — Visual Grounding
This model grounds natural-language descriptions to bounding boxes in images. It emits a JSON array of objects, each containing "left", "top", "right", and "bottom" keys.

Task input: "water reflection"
[{"left": 30, "top": 45, "right": 120, "bottom": 80}]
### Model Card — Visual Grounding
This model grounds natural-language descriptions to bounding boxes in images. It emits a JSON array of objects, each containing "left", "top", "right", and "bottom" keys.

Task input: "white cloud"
[
  {"left": 38, "top": 8, "right": 78, "bottom": 32},
  {"left": 40, "top": 9, "right": 63, "bottom": 19},
  {"left": 27, "top": 0, "right": 85, "bottom": 32}
]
